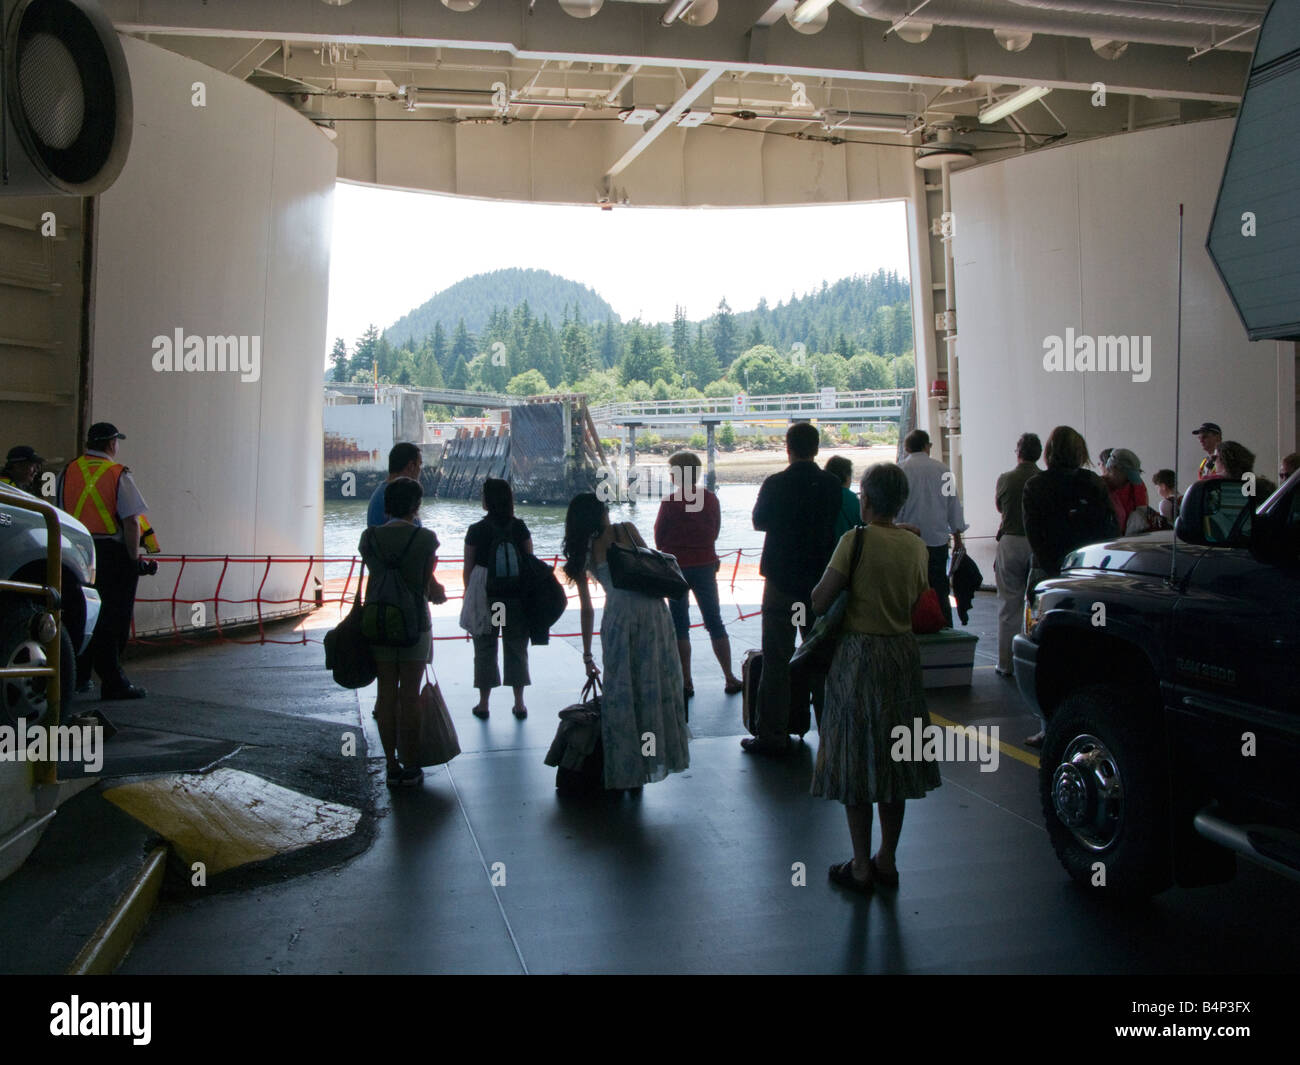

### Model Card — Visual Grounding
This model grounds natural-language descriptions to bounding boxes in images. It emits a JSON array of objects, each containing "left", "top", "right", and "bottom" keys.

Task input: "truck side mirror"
[
  {"left": 1249, "top": 474, "right": 1300, "bottom": 567},
  {"left": 1175, "top": 477, "right": 1251, "bottom": 547}
]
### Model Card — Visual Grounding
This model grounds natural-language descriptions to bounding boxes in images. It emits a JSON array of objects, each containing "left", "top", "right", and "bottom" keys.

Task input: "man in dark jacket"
[{"left": 742, "top": 422, "right": 842, "bottom": 755}]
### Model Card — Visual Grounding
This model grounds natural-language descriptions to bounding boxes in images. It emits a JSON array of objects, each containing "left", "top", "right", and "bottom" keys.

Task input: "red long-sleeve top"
[{"left": 654, "top": 489, "right": 721, "bottom": 569}]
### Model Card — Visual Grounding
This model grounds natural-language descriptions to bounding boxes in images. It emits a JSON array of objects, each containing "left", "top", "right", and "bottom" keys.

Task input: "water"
[{"left": 323, "top": 483, "right": 766, "bottom": 573}]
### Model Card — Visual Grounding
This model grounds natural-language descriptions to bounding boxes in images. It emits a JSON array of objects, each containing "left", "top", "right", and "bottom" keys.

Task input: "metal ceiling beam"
[
  {"left": 226, "top": 39, "right": 282, "bottom": 80},
  {"left": 104, "top": 0, "right": 1249, "bottom": 101},
  {"left": 607, "top": 67, "right": 725, "bottom": 177}
]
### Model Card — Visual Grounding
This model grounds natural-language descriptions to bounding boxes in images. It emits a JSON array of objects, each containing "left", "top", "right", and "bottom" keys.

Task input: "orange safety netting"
[{"left": 130, "top": 549, "right": 767, "bottom": 646}]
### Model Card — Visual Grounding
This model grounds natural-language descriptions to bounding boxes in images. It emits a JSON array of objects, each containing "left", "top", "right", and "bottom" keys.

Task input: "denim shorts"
[{"left": 668, "top": 564, "right": 728, "bottom": 640}]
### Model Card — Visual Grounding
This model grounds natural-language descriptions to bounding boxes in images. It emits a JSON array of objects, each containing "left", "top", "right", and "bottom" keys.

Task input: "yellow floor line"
[
  {"left": 68, "top": 846, "right": 167, "bottom": 975},
  {"left": 928, "top": 710, "right": 1041, "bottom": 770}
]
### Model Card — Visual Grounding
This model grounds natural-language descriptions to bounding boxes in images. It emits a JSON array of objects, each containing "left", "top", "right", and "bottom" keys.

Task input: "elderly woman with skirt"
[{"left": 809, "top": 462, "right": 940, "bottom": 893}]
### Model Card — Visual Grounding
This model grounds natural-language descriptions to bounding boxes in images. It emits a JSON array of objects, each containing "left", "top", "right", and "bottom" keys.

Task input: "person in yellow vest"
[
  {"left": 1, "top": 445, "right": 43, "bottom": 493},
  {"left": 1193, "top": 421, "right": 1222, "bottom": 480},
  {"left": 58, "top": 423, "right": 151, "bottom": 700}
]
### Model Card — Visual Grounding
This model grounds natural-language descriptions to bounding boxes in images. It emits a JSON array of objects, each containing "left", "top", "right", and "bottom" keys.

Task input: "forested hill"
[
  {"left": 384, "top": 268, "right": 616, "bottom": 344},
  {"left": 332, "top": 267, "right": 913, "bottom": 402}
]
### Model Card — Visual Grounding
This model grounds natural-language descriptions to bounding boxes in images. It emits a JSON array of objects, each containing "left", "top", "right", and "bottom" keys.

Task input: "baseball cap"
[
  {"left": 86, "top": 422, "right": 125, "bottom": 444},
  {"left": 1191, "top": 422, "right": 1222, "bottom": 437},
  {"left": 5, "top": 445, "right": 43, "bottom": 463},
  {"left": 1106, "top": 448, "right": 1143, "bottom": 485}
]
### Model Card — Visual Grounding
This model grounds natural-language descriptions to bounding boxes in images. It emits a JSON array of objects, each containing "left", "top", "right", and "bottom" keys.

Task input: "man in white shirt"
[{"left": 896, "top": 429, "right": 967, "bottom": 628}]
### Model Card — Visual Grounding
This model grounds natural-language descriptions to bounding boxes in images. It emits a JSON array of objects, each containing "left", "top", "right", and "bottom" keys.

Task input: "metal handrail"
[
  {"left": 0, "top": 488, "right": 63, "bottom": 784},
  {"left": 589, "top": 387, "right": 912, "bottom": 422}
]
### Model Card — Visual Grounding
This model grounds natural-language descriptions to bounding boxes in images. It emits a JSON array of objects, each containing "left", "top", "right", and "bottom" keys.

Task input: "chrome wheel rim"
[
  {"left": 2, "top": 636, "right": 52, "bottom": 726},
  {"left": 1052, "top": 732, "right": 1123, "bottom": 852}
]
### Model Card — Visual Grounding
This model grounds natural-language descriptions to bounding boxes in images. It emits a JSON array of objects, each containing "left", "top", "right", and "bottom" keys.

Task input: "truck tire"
[
  {"left": 1039, "top": 685, "right": 1173, "bottom": 897},
  {"left": 0, "top": 599, "right": 75, "bottom": 728}
]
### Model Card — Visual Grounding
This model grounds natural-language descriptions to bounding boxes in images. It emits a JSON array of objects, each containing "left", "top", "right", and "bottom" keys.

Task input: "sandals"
[
  {"left": 724, "top": 679, "right": 744, "bottom": 695},
  {"left": 512, "top": 706, "right": 528, "bottom": 719},
  {"left": 828, "top": 860, "right": 874, "bottom": 895},
  {"left": 472, "top": 705, "right": 489, "bottom": 719}
]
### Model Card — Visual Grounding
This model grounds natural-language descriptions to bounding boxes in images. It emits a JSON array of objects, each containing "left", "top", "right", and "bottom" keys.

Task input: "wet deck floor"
[{"left": 113, "top": 594, "right": 1298, "bottom": 975}]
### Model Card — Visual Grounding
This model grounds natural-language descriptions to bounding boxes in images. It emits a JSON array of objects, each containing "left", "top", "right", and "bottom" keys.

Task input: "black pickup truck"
[{"left": 1013, "top": 470, "right": 1300, "bottom": 896}]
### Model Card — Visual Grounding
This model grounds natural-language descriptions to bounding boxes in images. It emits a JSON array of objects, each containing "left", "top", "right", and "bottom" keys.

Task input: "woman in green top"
[
  {"left": 825, "top": 455, "right": 861, "bottom": 540},
  {"left": 809, "top": 462, "right": 940, "bottom": 894},
  {"left": 358, "top": 477, "right": 446, "bottom": 787}
]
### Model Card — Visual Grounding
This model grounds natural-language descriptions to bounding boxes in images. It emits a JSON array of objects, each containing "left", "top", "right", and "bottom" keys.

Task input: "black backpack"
[
  {"left": 485, "top": 521, "right": 523, "bottom": 600},
  {"left": 361, "top": 526, "right": 424, "bottom": 647},
  {"left": 1063, "top": 471, "right": 1119, "bottom": 551}
]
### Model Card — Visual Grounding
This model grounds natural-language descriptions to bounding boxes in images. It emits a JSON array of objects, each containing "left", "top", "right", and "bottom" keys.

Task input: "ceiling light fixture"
[
  {"left": 791, "top": 0, "right": 835, "bottom": 26},
  {"left": 821, "top": 110, "right": 917, "bottom": 133},
  {"left": 978, "top": 86, "right": 1051, "bottom": 124},
  {"left": 660, "top": 0, "right": 695, "bottom": 26}
]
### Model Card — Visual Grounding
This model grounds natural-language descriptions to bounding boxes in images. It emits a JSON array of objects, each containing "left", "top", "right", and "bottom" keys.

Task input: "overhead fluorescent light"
[
  {"left": 791, "top": 0, "right": 835, "bottom": 26},
  {"left": 822, "top": 110, "right": 917, "bottom": 134},
  {"left": 978, "top": 86, "right": 1051, "bottom": 124}
]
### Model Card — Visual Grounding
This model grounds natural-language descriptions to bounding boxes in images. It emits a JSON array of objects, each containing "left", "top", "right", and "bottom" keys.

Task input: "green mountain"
[{"left": 384, "top": 268, "right": 617, "bottom": 344}]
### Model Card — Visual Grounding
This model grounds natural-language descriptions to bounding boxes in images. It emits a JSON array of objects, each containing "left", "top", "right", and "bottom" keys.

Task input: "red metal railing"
[{"left": 131, "top": 549, "right": 766, "bottom": 645}]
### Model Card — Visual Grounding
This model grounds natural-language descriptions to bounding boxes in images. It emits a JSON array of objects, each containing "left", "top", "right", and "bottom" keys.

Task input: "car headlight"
[{"left": 1024, "top": 590, "right": 1043, "bottom": 637}]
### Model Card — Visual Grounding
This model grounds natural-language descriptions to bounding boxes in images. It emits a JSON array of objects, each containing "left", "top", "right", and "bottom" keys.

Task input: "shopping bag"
[{"left": 409, "top": 668, "right": 461, "bottom": 767}]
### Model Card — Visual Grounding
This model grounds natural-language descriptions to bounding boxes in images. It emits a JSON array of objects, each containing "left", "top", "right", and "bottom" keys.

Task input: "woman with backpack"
[
  {"left": 462, "top": 478, "right": 533, "bottom": 720},
  {"left": 562, "top": 492, "right": 690, "bottom": 790},
  {"left": 359, "top": 476, "right": 446, "bottom": 787}
]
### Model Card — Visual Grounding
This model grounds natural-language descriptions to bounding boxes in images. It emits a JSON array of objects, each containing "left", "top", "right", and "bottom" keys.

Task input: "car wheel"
[
  {"left": 1039, "top": 684, "right": 1173, "bottom": 897},
  {"left": 0, "top": 599, "right": 75, "bottom": 728}
]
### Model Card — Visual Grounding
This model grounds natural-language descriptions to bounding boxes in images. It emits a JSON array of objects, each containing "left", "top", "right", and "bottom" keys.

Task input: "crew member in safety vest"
[
  {"left": 58, "top": 423, "right": 151, "bottom": 700},
  {"left": 1, "top": 445, "right": 43, "bottom": 493}
]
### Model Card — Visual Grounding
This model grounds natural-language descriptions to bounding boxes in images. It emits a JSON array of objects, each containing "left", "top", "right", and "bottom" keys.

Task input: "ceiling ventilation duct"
[
  {"left": 994, "top": 27, "right": 1034, "bottom": 50},
  {"left": 1090, "top": 37, "right": 1129, "bottom": 58},
  {"left": 1207, "top": 0, "right": 1300, "bottom": 341},
  {"left": 1005, "top": 1, "right": 1265, "bottom": 29},
  {"left": 835, "top": 0, "right": 1260, "bottom": 51}
]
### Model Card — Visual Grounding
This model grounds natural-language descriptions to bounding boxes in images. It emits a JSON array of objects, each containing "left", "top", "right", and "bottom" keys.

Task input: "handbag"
[
  {"left": 911, "top": 588, "right": 945, "bottom": 634},
  {"left": 790, "top": 526, "right": 865, "bottom": 674},
  {"left": 521, "top": 552, "right": 567, "bottom": 644},
  {"left": 606, "top": 523, "right": 688, "bottom": 599},
  {"left": 409, "top": 666, "right": 461, "bottom": 767},
  {"left": 544, "top": 677, "right": 606, "bottom": 795},
  {"left": 323, "top": 562, "right": 377, "bottom": 689}
]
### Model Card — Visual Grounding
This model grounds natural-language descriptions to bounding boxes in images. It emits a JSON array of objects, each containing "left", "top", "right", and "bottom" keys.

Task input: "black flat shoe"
[
  {"left": 869, "top": 857, "right": 899, "bottom": 889},
  {"left": 829, "top": 860, "right": 873, "bottom": 895},
  {"left": 740, "top": 736, "right": 792, "bottom": 756},
  {"left": 101, "top": 684, "right": 146, "bottom": 700},
  {"left": 472, "top": 706, "right": 489, "bottom": 719}
]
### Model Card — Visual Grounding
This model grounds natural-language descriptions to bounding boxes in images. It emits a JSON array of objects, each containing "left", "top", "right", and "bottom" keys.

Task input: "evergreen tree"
[
  {"left": 619, "top": 321, "right": 659, "bottom": 385},
  {"left": 350, "top": 324, "right": 380, "bottom": 379},
  {"left": 448, "top": 354, "right": 470, "bottom": 390},
  {"left": 431, "top": 322, "right": 448, "bottom": 369},
  {"left": 451, "top": 318, "right": 475, "bottom": 362},
  {"left": 711, "top": 299, "right": 738, "bottom": 369},
  {"left": 562, "top": 319, "right": 595, "bottom": 382},
  {"left": 328, "top": 337, "right": 349, "bottom": 382},
  {"left": 598, "top": 316, "right": 620, "bottom": 369},
  {"left": 687, "top": 322, "right": 719, "bottom": 387},
  {"left": 671, "top": 306, "right": 690, "bottom": 368},
  {"left": 746, "top": 322, "right": 764, "bottom": 349}
]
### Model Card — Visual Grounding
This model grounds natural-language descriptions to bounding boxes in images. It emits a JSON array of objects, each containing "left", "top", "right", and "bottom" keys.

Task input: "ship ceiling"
[{"left": 103, "top": 0, "right": 1267, "bottom": 205}]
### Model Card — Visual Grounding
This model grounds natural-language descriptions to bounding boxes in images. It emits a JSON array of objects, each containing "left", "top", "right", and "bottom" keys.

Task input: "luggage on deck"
[{"left": 742, "top": 649, "right": 811, "bottom": 739}]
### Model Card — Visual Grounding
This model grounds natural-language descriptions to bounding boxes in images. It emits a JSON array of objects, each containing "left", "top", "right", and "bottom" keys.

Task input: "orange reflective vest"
[{"left": 63, "top": 455, "right": 127, "bottom": 535}]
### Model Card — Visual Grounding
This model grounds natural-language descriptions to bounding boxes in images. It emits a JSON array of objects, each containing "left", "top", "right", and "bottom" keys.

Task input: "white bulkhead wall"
[
  {"left": 91, "top": 36, "right": 337, "bottom": 635},
  {"left": 952, "top": 119, "right": 1296, "bottom": 544}
]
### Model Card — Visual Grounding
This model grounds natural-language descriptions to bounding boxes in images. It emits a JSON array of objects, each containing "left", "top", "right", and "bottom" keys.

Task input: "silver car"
[{"left": 0, "top": 483, "right": 101, "bottom": 724}]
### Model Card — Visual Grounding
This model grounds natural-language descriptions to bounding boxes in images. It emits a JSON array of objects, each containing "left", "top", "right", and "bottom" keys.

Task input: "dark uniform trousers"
[{"left": 86, "top": 537, "right": 139, "bottom": 689}]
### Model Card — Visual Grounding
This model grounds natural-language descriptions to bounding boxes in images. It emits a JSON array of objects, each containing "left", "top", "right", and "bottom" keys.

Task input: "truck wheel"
[
  {"left": 0, "top": 599, "right": 75, "bottom": 728},
  {"left": 1039, "top": 685, "right": 1172, "bottom": 897}
]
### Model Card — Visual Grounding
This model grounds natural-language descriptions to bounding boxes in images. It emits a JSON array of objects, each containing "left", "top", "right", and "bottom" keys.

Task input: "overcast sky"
[{"left": 325, "top": 181, "right": 911, "bottom": 357}]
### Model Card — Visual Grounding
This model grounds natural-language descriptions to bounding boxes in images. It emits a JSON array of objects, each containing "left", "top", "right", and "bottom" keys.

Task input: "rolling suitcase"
[{"left": 742, "top": 649, "right": 811, "bottom": 739}]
